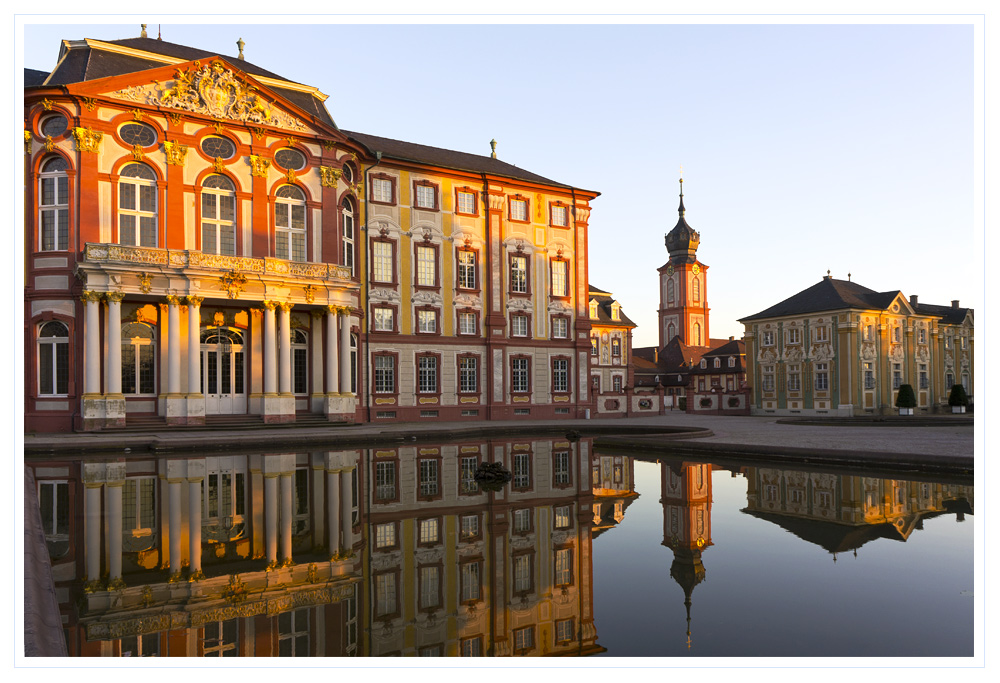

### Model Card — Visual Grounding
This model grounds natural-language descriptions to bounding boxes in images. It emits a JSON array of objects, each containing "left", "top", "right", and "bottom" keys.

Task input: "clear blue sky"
[{"left": 20, "top": 18, "right": 979, "bottom": 348}]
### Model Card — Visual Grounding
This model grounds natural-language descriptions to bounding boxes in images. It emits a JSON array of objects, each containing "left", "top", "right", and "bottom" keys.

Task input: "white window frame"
[
  {"left": 510, "top": 255, "right": 528, "bottom": 294},
  {"left": 457, "top": 191, "right": 476, "bottom": 214},
  {"left": 372, "top": 240, "right": 393, "bottom": 283},
  {"left": 274, "top": 185, "right": 306, "bottom": 262},
  {"left": 37, "top": 321, "right": 69, "bottom": 397},
  {"left": 201, "top": 175, "right": 236, "bottom": 255},
  {"left": 510, "top": 198, "right": 528, "bottom": 221},
  {"left": 416, "top": 245, "right": 436, "bottom": 287},
  {"left": 118, "top": 163, "right": 158, "bottom": 247},
  {"left": 551, "top": 260, "right": 567, "bottom": 297},
  {"left": 38, "top": 157, "right": 70, "bottom": 251}
]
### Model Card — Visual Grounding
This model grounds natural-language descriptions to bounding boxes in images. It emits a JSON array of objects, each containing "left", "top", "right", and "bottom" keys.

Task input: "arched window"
[
  {"left": 694, "top": 322, "right": 702, "bottom": 346},
  {"left": 291, "top": 328, "right": 308, "bottom": 395},
  {"left": 119, "top": 163, "right": 157, "bottom": 247},
  {"left": 692, "top": 277, "right": 701, "bottom": 302},
  {"left": 667, "top": 322, "right": 676, "bottom": 342},
  {"left": 37, "top": 321, "right": 69, "bottom": 396},
  {"left": 342, "top": 198, "right": 355, "bottom": 274},
  {"left": 667, "top": 279, "right": 674, "bottom": 304},
  {"left": 275, "top": 185, "right": 306, "bottom": 262},
  {"left": 201, "top": 175, "right": 236, "bottom": 255},
  {"left": 38, "top": 157, "right": 69, "bottom": 251},
  {"left": 121, "top": 322, "right": 156, "bottom": 395}
]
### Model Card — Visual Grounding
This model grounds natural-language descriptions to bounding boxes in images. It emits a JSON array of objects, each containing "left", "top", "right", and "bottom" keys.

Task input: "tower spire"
[{"left": 678, "top": 175, "right": 686, "bottom": 216}]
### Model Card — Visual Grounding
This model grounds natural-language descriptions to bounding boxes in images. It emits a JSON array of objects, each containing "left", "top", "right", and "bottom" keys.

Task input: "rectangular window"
[
  {"left": 415, "top": 184, "right": 436, "bottom": 209},
  {"left": 552, "top": 359, "right": 569, "bottom": 393},
  {"left": 551, "top": 260, "right": 567, "bottom": 297},
  {"left": 373, "top": 307, "right": 394, "bottom": 332},
  {"left": 459, "top": 311, "right": 477, "bottom": 335},
  {"left": 39, "top": 174, "right": 69, "bottom": 251},
  {"left": 864, "top": 362, "right": 875, "bottom": 389},
  {"left": 554, "top": 548, "right": 572, "bottom": 585},
  {"left": 613, "top": 375, "right": 623, "bottom": 393},
  {"left": 815, "top": 362, "right": 829, "bottom": 391},
  {"left": 375, "top": 522, "right": 396, "bottom": 548},
  {"left": 510, "top": 198, "right": 528, "bottom": 222},
  {"left": 591, "top": 337, "right": 598, "bottom": 356},
  {"left": 815, "top": 326, "right": 829, "bottom": 343},
  {"left": 514, "top": 626, "right": 535, "bottom": 653},
  {"left": 418, "top": 356, "right": 438, "bottom": 393},
  {"left": 419, "top": 566, "right": 441, "bottom": 609},
  {"left": 788, "top": 328, "right": 801, "bottom": 344},
  {"left": 457, "top": 250, "right": 477, "bottom": 289},
  {"left": 375, "top": 572, "right": 396, "bottom": 617},
  {"left": 417, "top": 309, "right": 437, "bottom": 334},
  {"left": 787, "top": 364, "right": 801, "bottom": 392},
  {"left": 419, "top": 459, "right": 439, "bottom": 497},
  {"left": 121, "top": 633, "right": 160, "bottom": 657},
  {"left": 461, "top": 637, "right": 482, "bottom": 657},
  {"left": 611, "top": 338, "right": 621, "bottom": 357},
  {"left": 511, "top": 315, "right": 528, "bottom": 337},
  {"left": 946, "top": 372, "right": 955, "bottom": 389},
  {"left": 202, "top": 619, "right": 238, "bottom": 656},
  {"left": 459, "top": 356, "right": 478, "bottom": 393},
  {"left": 511, "top": 358, "right": 530, "bottom": 393},
  {"left": 762, "top": 365, "right": 775, "bottom": 392},
  {"left": 551, "top": 205, "right": 568, "bottom": 226},
  {"left": 457, "top": 191, "right": 476, "bottom": 215},
  {"left": 513, "top": 451, "right": 531, "bottom": 489},
  {"left": 375, "top": 461, "right": 396, "bottom": 501},
  {"left": 919, "top": 363, "right": 929, "bottom": 389},
  {"left": 460, "top": 561, "right": 481, "bottom": 602},
  {"left": 510, "top": 255, "right": 528, "bottom": 294},
  {"left": 122, "top": 477, "right": 156, "bottom": 535},
  {"left": 553, "top": 451, "right": 571, "bottom": 485},
  {"left": 372, "top": 241, "right": 393, "bottom": 283},
  {"left": 513, "top": 508, "right": 531, "bottom": 533},
  {"left": 513, "top": 554, "right": 532, "bottom": 593},
  {"left": 893, "top": 363, "right": 902, "bottom": 390},
  {"left": 420, "top": 518, "right": 439, "bottom": 544},
  {"left": 460, "top": 514, "right": 479, "bottom": 541},
  {"left": 555, "top": 619, "right": 574, "bottom": 644},
  {"left": 460, "top": 456, "right": 479, "bottom": 494},
  {"left": 372, "top": 177, "right": 393, "bottom": 204},
  {"left": 552, "top": 317, "right": 568, "bottom": 339},
  {"left": 554, "top": 505, "right": 571, "bottom": 529},
  {"left": 761, "top": 331, "right": 774, "bottom": 346},
  {"left": 918, "top": 328, "right": 927, "bottom": 344},
  {"left": 374, "top": 355, "right": 395, "bottom": 393},
  {"left": 38, "top": 480, "right": 69, "bottom": 556},
  {"left": 416, "top": 246, "right": 436, "bottom": 286}
]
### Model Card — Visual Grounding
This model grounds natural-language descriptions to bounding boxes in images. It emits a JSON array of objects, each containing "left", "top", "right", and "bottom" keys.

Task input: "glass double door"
[{"left": 201, "top": 326, "right": 246, "bottom": 414}]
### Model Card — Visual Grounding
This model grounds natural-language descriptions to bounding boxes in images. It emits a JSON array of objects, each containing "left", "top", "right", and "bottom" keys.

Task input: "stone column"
[
  {"left": 278, "top": 302, "right": 293, "bottom": 396},
  {"left": 185, "top": 296, "right": 205, "bottom": 425},
  {"left": 106, "top": 479, "right": 123, "bottom": 584},
  {"left": 104, "top": 292, "right": 126, "bottom": 427},
  {"left": 83, "top": 481, "right": 102, "bottom": 586},
  {"left": 82, "top": 292, "right": 102, "bottom": 396},
  {"left": 280, "top": 471, "right": 293, "bottom": 565},
  {"left": 263, "top": 301, "right": 277, "bottom": 395},
  {"left": 339, "top": 308, "right": 352, "bottom": 395},
  {"left": 311, "top": 310, "right": 324, "bottom": 409},
  {"left": 340, "top": 465, "right": 353, "bottom": 549},
  {"left": 327, "top": 468, "right": 341, "bottom": 555},
  {"left": 264, "top": 473, "right": 278, "bottom": 566},
  {"left": 168, "top": 478, "right": 183, "bottom": 579},
  {"left": 166, "top": 296, "right": 182, "bottom": 394},
  {"left": 326, "top": 306, "right": 340, "bottom": 396},
  {"left": 188, "top": 476, "right": 203, "bottom": 577}
]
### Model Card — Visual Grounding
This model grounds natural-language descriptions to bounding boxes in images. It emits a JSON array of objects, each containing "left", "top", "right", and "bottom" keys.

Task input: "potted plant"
[
  {"left": 895, "top": 384, "right": 917, "bottom": 416},
  {"left": 948, "top": 383, "right": 969, "bottom": 414}
]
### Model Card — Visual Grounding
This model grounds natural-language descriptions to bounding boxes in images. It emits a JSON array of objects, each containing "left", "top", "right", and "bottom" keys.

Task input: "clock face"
[
  {"left": 667, "top": 265, "right": 674, "bottom": 276},
  {"left": 692, "top": 264, "right": 701, "bottom": 274}
]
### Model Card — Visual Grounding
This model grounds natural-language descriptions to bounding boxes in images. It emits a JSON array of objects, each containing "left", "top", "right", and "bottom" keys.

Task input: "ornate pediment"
[{"left": 112, "top": 60, "right": 308, "bottom": 132}]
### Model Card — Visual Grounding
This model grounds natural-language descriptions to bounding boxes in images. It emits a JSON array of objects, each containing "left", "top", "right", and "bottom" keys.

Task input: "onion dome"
[{"left": 665, "top": 177, "right": 700, "bottom": 263}]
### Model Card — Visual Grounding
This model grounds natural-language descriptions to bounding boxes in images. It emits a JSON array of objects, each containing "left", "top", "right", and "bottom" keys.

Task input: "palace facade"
[
  {"left": 24, "top": 31, "right": 597, "bottom": 432},
  {"left": 739, "top": 276, "right": 974, "bottom": 416}
]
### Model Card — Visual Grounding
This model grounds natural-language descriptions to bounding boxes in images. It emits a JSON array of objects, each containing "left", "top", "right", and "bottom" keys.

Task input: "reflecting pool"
[{"left": 26, "top": 435, "right": 973, "bottom": 657}]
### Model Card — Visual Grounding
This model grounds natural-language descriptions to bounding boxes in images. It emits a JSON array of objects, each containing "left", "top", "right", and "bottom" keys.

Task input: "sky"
[{"left": 18, "top": 16, "right": 980, "bottom": 349}]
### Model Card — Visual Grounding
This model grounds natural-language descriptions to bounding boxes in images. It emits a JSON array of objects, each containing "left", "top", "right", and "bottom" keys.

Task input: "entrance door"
[{"left": 201, "top": 326, "right": 247, "bottom": 414}]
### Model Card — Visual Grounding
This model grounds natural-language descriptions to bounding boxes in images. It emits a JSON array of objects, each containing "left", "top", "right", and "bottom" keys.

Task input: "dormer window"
[
  {"left": 611, "top": 302, "right": 620, "bottom": 321},
  {"left": 699, "top": 359, "right": 707, "bottom": 369},
  {"left": 728, "top": 356, "right": 735, "bottom": 368},
  {"left": 713, "top": 358, "right": 720, "bottom": 368},
  {"left": 589, "top": 300, "right": 598, "bottom": 319}
]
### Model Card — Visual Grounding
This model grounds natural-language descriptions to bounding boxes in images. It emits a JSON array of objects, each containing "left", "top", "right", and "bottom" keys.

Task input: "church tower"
[{"left": 658, "top": 177, "right": 710, "bottom": 347}]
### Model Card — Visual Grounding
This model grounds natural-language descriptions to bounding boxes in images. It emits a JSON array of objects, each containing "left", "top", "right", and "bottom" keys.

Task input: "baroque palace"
[
  {"left": 24, "top": 30, "right": 597, "bottom": 432},
  {"left": 739, "top": 275, "right": 974, "bottom": 416}
]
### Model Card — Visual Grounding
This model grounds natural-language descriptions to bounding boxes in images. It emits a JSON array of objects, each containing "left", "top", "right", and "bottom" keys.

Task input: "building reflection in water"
[{"left": 27, "top": 436, "right": 604, "bottom": 657}]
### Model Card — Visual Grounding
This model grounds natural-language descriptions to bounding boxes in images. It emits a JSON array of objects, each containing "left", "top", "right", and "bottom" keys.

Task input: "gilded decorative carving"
[
  {"left": 213, "top": 157, "right": 226, "bottom": 173},
  {"left": 24, "top": 130, "right": 31, "bottom": 155},
  {"left": 131, "top": 143, "right": 145, "bottom": 161},
  {"left": 249, "top": 154, "right": 270, "bottom": 177},
  {"left": 303, "top": 284, "right": 317, "bottom": 303},
  {"left": 349, "top": 181, "right": 363, "bottom": 197},
  {"left": 163, "top": 140, "right": 188, "bottom": 165},
  {"left": 80, "top": 290, "right": 103, "bottom": 303},
  {"left": 140, "top": 586, "right": 154, "bottom": 608},
  {"left": 223, "top": 574, "right": 249, "bottom": 604},
  {"left": 277, "top": 301, "right": 294, "bottom": 313},
  {"left": 212, "top": 119, "right": 225, "bottom": 134},
  {"left": 44, "top": 135, "right": 55, "bottom": 153},
  {"left": 213, "top": 311, "right": 227, "bottom": 326},
  {"left": 186, "top": 295, "right": 204, "bottom": 306},
  {"left": 130, "top": 108, "right": 145, "bottom": 121},
  {"left": 105, "top": 291, "right": 126, "bottom": 303},
  {"left": 136, "top": 272, "right": 153, "bottom": 294},
  {"left": 250, "top": 127, "right": 266, "bottom": 140},
  {"left": 319, "top": 166, "right": 341, "bottom": 187},
  {"left": 42, "top": 98, "right": 53, "bottom": 110},
  {"left": 165, "top": 295, "right": 182, "bottom": 306},
  {"left": 219, "top": 270, "right": 248, "bottom": 299},
  {"left": 287, "top": 261, "right": 329, "bottom": 278},
  {"left": 149, "top": 60, "right": 307, "bottom": 131},
  {"left": 322, "top": 140, "right": 336, "bottom": 151},
  {"left": 189, "top": 251, "right": 265, "bottom": 273},
  {"left": 72, "top": 127, "right": 102, "bottom": 153},
  {"left": 82, "top": 97, "right": 97, "bottom": 112},
  {"left": 285, "top": 168, "right": 297, "bottom": 184},
  {"left": 262, "top": 300, "right": 278, "bottom": 311}
]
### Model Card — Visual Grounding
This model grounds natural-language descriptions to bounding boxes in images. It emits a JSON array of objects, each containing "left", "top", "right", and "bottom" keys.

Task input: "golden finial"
[
  {"left": 490, "top": 139, "right": 497, "bottom": 159},
  {"left": 140, "top": 24, "right": 147, "bottom": 39},
  {"left": 237, "top": 38, "right": 245, "bottom": 60}
]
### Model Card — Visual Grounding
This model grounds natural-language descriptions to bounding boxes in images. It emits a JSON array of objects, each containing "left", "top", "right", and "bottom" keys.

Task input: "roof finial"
[
  {"left": 140, "top": 24, "right": 147, "bottom": 39},
  {"left": 490, "top": 139, "right": 497, "bottom": 159},
  {"left": 158, "top": 24, "right": 162, "bottom": 40},
  {"left": 848, "top": 272, "right": 852, "bottom": 282},
  {"left": 678, "top": 173, "right": 686, "bottom": 216},
  {"left": 237, "top": 37, "right": 245, "bottom": 60}
]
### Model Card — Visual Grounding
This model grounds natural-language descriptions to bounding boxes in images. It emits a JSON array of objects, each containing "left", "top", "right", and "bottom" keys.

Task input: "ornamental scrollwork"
[
  {"left": 82, "top": 97, "right": 97, "bottom": 112},
  {"left": 42, "top": 98, "right": 53, "bottom": 110},
  {"left": 137, "top": 272, "right": 153, "bottom": 294},
  {"left": 285, "top": 168, "right": 297, "bottom": 184},
  {"left": 24, "top": 130, "right": 31, "bottom": 155},
  {"left": 163, "top": 140, "right": 189, "bottom": 165},
  {"left": 219, "top": 270, "right": 248, "bottom": 299},
  {"left": 72, "top": 127, "right": 103, "bottom": 153},
  {"left": 131, "top": 143, "right": 145, "bottom": 161},
  {"left": 319, "top": 166, "right": 342, "bottom": 187},
  {"left": 249, "top": 154, "right": 270, "bottom": 177},
  {"left": 303, "top": 284, "right": 317, "bottom": 303},
  {"left": 44, "top": 135, "right": 55, "bottom": 153}
]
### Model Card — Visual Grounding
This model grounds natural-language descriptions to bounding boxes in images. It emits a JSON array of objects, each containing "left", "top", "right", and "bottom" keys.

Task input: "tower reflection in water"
[{"left": 28, "top": 436, "right": 603, "bottom": 657}]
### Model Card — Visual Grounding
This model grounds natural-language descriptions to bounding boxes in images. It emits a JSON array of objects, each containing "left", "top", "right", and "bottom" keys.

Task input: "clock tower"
[{"left": 658, "top": 177, "right": 710, "bottom": 347}]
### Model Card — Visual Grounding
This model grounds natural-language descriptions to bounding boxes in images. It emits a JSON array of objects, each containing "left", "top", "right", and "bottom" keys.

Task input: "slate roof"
[
  {"left": 632, "top": 336, "right": 745, "bottom": 387},
  {"left": 342, "top": 130, "right": 596, "bottom": 192},
  {"left": 30, "top": 36, "right": 337, "bottom": 129},
  {"left": 587, "top": 285, "right": 636, "bottom": 328},
  {"left": 740, "top": 277, "right": 901, "bottom": 322},
  {"left": 24, "top": 68, "right": 49, "bottom": 87},
  {"left": 914, "top": 302, "right": 973, "bottom": 325}
]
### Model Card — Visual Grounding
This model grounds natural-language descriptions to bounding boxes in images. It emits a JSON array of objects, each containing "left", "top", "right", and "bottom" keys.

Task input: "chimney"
[
  {"left": 952, "top": 300, "right": 960, "bottom": 308},
  {"left": 654, "top": 347, "right": 659, "bottom": 363},
  {"left": 910, "top": 294, "right": 918, "bottom": 307},
  {"left": 729, "top": 336, "right": 734, "bottom": 341}
]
